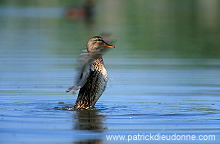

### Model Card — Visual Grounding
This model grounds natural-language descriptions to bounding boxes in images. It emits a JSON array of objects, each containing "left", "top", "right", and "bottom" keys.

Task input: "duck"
[{"left": 66, "top": 36, "right": 115, "bottom": 109}]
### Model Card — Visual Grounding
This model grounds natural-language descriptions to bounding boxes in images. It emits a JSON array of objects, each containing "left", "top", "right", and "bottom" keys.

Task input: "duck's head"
[{"left": 87, "top": 36, "right": 115, "bottom": 53}]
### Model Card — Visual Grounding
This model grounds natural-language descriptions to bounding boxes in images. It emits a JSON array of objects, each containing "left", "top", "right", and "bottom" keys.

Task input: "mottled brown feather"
[{"left": 74, "top": 58, "right": 108, "bottom": 109}]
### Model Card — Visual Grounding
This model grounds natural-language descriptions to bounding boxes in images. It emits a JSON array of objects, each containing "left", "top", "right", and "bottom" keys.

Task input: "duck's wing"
[
  {"left": 66, "top": 50, "right": 91, "bottom": 94},
  {"left": 66, "top": 47, "right": 109, "bottom": 94}
]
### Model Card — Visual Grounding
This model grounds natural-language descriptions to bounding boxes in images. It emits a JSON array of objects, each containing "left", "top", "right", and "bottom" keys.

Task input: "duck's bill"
[{"left": 103, "top": 43, "right": 115, "bottom": 48}]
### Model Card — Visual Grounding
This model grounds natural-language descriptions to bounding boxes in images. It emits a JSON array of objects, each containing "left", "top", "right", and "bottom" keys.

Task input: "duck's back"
[{"left": 74, "top": 58, "right": 108, "bottom": 109}]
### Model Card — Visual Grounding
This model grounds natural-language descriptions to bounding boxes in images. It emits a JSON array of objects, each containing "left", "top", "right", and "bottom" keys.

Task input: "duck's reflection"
[{"left": 73, "top": 109, "right": 107, "bottom": 143}]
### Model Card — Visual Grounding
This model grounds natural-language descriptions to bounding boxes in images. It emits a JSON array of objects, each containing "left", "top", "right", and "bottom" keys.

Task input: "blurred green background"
[{"left": 1, "top": 0, "right": 220, "bottom": 59}]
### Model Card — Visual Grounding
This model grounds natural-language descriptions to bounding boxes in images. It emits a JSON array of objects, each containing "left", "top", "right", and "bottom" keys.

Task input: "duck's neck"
[{"left": 93, "top": 57, "right": 105, "bottom": 71}]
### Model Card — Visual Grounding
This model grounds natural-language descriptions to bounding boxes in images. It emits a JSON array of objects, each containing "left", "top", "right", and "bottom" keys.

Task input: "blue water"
[{"left": 1, "top": 55, "right": 220, "bottom": 143}]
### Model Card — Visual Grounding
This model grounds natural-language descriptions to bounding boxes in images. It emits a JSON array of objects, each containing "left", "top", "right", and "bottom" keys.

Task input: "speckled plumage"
[
  {"left": 66, "top": 36, "right": 114, "bottom": 109},
  {"left": 74, "top": 57, "right": 108, "bottom": 109}
]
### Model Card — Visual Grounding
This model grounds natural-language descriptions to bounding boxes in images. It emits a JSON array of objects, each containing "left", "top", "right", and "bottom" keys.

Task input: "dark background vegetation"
[{"left": 1, "top": 0, "right": 220, "bottom": 59}]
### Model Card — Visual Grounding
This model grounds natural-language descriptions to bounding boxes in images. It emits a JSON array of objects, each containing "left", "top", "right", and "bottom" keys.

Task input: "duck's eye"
[{"left": 96, "top": 39, "right": 102, "bottom": 41}]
